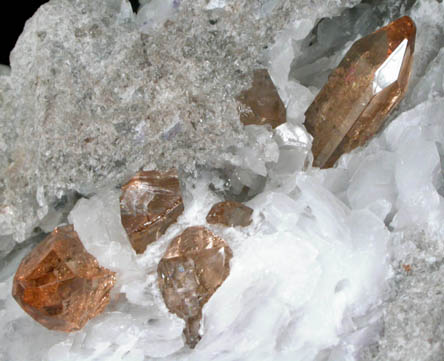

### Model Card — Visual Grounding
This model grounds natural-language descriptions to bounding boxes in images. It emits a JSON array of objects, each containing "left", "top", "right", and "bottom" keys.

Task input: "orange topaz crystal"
[
  {"left": 305, "top": 16, "right": 416, "bottom": 168},
  {"left": 12, "top": 225, "right": 116, "bottom": 332},
  {"left": 158, "top": 226, "right": 233, "bottom": 348},
  {"left": 206, "top": 201, "right": 253, "bottom": 227},
  {"left": 237, "top": 69, "right": 286, "bottom": 128},
  {"left": 120, "top": 169, "right": 184, "bottom": 254}
]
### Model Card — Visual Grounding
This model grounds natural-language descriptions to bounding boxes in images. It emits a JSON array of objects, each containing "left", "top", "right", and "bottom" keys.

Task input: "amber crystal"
[
  {"left": 12, "top": 225, "right": 116, "bottom": 332},
  {"left": 158, "top": 226, "right": 233, "bottom": 348},
  {"left": 305, "top": 16, "right": 416, "bottom": 168},
  {"left": 206, "top": 201, "right": 253, "bottom": 227},
  {"left": 120, "top": 169, "right": 184, "bottom": 254},
  {"left": 237, "top": 69, "right": 286, "bottom": 128}
]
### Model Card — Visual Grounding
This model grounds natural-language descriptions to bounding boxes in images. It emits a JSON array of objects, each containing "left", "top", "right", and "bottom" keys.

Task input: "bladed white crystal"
[{"left": 373, "top": 38, "right": 408, "bottom": 94}]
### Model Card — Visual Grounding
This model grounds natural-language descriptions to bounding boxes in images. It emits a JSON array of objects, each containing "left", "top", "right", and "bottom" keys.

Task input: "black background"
[
  {"left": 0, "top": 2, "right": 46, "bottom": 65},
  {"left": 0, "top": 0, "right": 139, "bottom": 65}
]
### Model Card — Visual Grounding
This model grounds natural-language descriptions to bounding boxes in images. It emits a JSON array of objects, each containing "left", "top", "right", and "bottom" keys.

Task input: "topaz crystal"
[
  {"left": 206, "top": 201, "right": 253, "bottom": 227},
  {"left": 304, "top": 16, "right": 416, "bottom": 168},
  {"left": 157, "top": 226, "right": 233, "bottom": 348},
  {"left": 12, "top": 225, "right": 116, "bottom": 332},
  {"left": 237, "top": 69, "right": 286, "bottom": 128},
  {"left": 120, "top": 169, "right": 184, "bottom": 254}
]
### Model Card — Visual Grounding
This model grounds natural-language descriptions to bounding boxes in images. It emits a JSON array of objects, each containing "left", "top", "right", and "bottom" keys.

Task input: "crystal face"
[
  {"left": 120, "top": 169, "right": 184, "bottom": 254},
  {"left": 373, "top": 38, "right": 408, "bottom": 94},
  {"left": 12, "top": 225, "right": 116, "bottom": 332},
  {"left": 206, "top": 201, "right": 253, "bottom": 227},
  {"left": 304, "top": 16, "right": 416, "bottom": 168},
  {"left": 157, "top": 226, "right": 233, "bottom": 348},
  {"left": 237, "top": 69, "right": 286, "bottom": 128}
]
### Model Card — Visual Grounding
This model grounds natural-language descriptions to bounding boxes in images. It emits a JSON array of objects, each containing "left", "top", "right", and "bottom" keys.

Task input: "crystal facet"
[
  {"left": 12, "top": 225, "right": 116, "bottom": 332},
  {"left": 157, "top": 226, "right": 233, "bottom": 348},
  {"left": 206, "top": 201, "right": 253, "bottom": 227},
  {"left": 304, "top": 16, "right": 416, "bottom": 168},
  {"left": 237, "top": 69, "right": 286, "bottom": 128},
  {"left": 120, "top": 169, "right": 184, "bottom": 254}
]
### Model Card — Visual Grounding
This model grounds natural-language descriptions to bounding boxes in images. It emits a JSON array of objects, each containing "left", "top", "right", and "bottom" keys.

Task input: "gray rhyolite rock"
[
  {"left": 360, "top": 229, "right": 444, "bottom": 361},
  {"left": 0, "top": 0, "right": 362, "bottom": 244}
]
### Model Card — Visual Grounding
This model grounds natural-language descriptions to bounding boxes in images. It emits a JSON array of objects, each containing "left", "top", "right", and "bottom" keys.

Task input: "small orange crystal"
[
  {"left": 120, "top": 169, "right": 184, "bottom": 254},
  {"left": 12, "top": 225, "right": 116, "bottom": 332},
  {"left": 305, "top": 16, "right": 416, "bottom": 168},
  {"left": 206, "top": 201, "right": 253, "bottom": 227},
  {"left": 158, "top": 226, "right": 233, "bottom": 348},
  {"left": 237, "top": 69, "right": 286, "bottom": 128}
]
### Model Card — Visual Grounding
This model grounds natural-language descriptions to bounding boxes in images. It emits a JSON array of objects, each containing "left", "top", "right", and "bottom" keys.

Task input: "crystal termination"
[
  {"left": 12, "top": 225, "right": 116, "bottom": 332},
  {"left": 305, "top": 16, "right": 416, "bottom": 168}
]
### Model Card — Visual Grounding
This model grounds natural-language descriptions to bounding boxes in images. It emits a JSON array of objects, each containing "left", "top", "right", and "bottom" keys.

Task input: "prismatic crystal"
[{"left": 305, "top": 16, "right": 416, "bottom": 168}]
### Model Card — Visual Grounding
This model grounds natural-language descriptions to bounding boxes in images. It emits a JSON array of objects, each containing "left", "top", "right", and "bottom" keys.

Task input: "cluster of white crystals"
[{"left": 2, "top": 0, "right": 444, "bottom": 360}]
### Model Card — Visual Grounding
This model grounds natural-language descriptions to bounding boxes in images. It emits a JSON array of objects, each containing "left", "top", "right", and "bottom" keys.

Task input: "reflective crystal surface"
[
  {"left": 12, "top": 225, "right": 116, "bottom": 332},
  {"left": 237, "top": 69, "right": 286, "bottom": 128},
  {"left": 304, "top": 16, "right": 416, "bottom": 168},
  {"left": 120, "top": 169, "right": 184, "bottom": 254},
  {"left": 206, "top": 201, "right": 253, "bottom": 227},
  {"left": 158, "top": 226, "right": 233, "bottom": 348}
]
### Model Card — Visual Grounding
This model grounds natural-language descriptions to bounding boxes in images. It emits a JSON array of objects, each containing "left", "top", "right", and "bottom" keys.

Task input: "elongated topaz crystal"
[{"left": 305, "top": 16, "right": 416, "bottom": 168}]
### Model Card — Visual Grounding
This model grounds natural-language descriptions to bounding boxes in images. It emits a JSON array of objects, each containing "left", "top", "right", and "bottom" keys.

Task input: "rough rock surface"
[
  {"left": 0, "top": 0, "right": 360, "bottom": 244},
  {"left": 360, "top": 230, "right": 444, "bottom": 361}
]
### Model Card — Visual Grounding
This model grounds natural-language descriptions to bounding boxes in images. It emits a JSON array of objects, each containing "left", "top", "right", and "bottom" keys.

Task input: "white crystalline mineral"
[
  {"left": 237, "top": 125, "right": 279, "bottom": 177},
  {"left": 408, "top": 47, "right": 444, "bottom": 107},
  {"left": 137, "top": 0, "right": 177, "bottom": 33},
  {"left": 205, "top": 0, "right": 227, "bottom": 10},
  {"left": 68, "top": 189, "right": 141, "bottom": 289},
  {"left": 2, "top": 0, "right": 444, "bottom": 361}
]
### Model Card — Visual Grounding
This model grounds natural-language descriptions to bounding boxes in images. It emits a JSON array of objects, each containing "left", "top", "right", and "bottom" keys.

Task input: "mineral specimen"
[
  {"left": 237, "top": 69, "right": 286, "bottom": 128},
  {"left": 4, "top": 0, "right": 444, "bottom": 360},
  {"left": 157, "top": 226, "right": 233, "bottom": 348},
  {"left": 12, "top": 225, "right": 116, "bottom": 332},
  {"left": 206, "top": 201, "right": 253, "bottom": 227},
  {"left": 304, "top": 16, "right": 416, "bottom": 168},
  {"left": 120, "top": 169, "right": 184, "bottom": 254}
]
